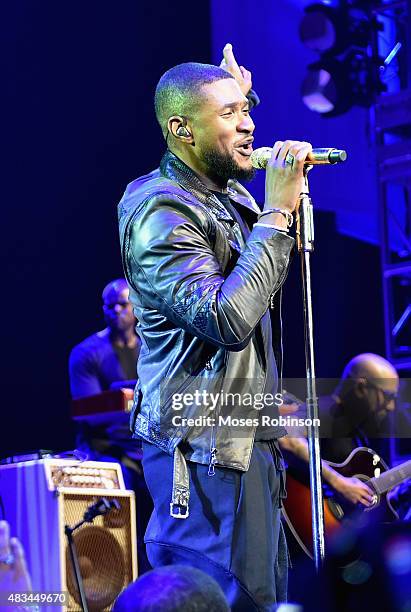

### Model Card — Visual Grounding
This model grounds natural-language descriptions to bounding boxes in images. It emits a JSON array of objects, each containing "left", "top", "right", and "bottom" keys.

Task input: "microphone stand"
[
  {"left": 65, "top": 524, "right": 89, "bottom": 612},
  {"left": 295, "top": 166, "right": 325, "bottom": 570}
]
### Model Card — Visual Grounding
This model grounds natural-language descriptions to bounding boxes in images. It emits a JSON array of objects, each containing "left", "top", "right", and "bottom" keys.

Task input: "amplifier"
[
  {"left": 0, "top": 459, "right": 138, "bottom": 611},
  {"left": 44, "top": 458, "right": 125, "bottom": 490}
]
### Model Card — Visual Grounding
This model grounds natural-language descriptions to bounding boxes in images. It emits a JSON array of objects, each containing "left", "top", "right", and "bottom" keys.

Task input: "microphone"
[
  {"left": 83, "top": 497, "right": 120, "bottom": 523},
  {"left": 250, "top": 147, "right": 347, "bottom": 169}
]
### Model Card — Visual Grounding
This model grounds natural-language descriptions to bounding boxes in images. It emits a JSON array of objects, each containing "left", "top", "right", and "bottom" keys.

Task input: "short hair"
[
  {"left": 154, "top": 63, "right": 234, "bottom": 138},
  {"left": 112, "top": 565, "right": 230, "bottom": 612}
]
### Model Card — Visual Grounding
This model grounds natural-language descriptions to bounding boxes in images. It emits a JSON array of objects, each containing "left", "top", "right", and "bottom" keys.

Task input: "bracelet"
[
  {"left": 254, "top": 222, "right": 289, "bottom": 233},
  {"left": 258, "top": 208, "right": 293, "bottom": 228}
]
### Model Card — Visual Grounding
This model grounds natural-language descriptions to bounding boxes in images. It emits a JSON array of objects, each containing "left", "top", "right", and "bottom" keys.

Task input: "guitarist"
[{"left": 279, "top": 353, "right": 400, "bottom": 507}]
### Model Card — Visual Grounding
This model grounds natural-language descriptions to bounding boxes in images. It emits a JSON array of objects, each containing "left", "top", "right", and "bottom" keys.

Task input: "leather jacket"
[{"left": 118, "top": 151, "right": 294, "bottom": 476}]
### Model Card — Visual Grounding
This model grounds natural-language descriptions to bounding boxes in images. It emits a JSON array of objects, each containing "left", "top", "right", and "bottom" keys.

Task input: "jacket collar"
[{"left": 159, "top": 150, "right": 261, "bottom": 221}]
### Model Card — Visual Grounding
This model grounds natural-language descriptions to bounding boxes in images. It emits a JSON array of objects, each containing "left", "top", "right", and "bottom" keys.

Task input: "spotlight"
[
  {"left": 299, "top": 3, "right": 342, "bottom": 53},
  {"left": 302, "top": 60, "right": 348, "bottom": 115},
  {"left": 300, "top": 2, "right": 374, "bottom": 55},
  {"left": 300, "top": 1, "right": 384, "bottom": 116},
  {"left": 302, "top": 51, "right": 382, "bottom": 116}
]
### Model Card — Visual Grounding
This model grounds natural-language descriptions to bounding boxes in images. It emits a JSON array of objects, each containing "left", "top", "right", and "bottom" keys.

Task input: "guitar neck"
[{"left": 370, "top": 460, "right": 411, "bottom": 494}]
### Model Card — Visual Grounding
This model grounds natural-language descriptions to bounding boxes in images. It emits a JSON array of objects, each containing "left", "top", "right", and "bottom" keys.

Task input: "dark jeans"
[{"left": 142, "top": 439, "right": 288, "bottom": 611}]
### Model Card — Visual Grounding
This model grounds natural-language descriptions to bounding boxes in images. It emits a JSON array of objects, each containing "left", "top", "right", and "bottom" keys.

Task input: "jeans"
[{"left": 142, "top": 439, "right": 288, "bottom": 611}]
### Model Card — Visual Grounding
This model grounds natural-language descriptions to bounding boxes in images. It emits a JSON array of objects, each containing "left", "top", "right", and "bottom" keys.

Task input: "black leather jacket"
[{"left": 118, "top": 151, "right": 294, "bottom": 474}]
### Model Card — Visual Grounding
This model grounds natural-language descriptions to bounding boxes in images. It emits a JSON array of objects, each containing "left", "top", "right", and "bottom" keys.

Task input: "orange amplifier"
[{"left": 71, "top": 388, "right": 134, "bottom": 420}]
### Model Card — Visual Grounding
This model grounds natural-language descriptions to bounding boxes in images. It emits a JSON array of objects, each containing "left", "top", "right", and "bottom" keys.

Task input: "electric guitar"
[{"left": 282, "top": 446, "right": 411, "bottom": 558}]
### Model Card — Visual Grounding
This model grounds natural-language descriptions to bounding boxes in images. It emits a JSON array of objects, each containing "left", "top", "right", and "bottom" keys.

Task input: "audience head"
[{"left": 113, "top": 564, "right": 229, "bottom": 612}]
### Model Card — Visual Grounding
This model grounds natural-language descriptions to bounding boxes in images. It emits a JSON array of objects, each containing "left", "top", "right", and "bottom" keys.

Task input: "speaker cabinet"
[{"left": 0, "top": 460, "right": 138, "bottom": 611}]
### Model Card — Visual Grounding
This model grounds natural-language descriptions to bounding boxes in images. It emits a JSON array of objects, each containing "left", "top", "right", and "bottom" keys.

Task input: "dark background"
[{"left": 1, "top": 1, "right": 384, "bottom": 458}]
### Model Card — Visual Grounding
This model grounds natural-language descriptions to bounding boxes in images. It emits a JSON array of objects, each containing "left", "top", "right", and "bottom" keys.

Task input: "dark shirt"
[
  {"left": 113, "top": 344, "right": 139, "bottom": 381},
  {"left": 69, "top": 328, "right": 140, "bottom": 451},
  {"left": 69, "top": 328, "right": 139, "bottom": 398},
  {"left": 282, "top": 396, "right": 391, "bottom": 488},
  {"left": 306, "top": 395, "right": 390, "bottom": 464},
  {"left": 316, "top": 395, "right": 359, "bottom": 464}
]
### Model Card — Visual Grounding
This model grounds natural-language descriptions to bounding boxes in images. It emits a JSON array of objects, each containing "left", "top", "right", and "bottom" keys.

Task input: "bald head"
[
  {"left": 101, "top": 278, "right": 135, "bottom": 335},
  {"left": 336, "top": 353, "right": 399, "bottom": 424},
  {"left": 102, "top": 278, "right": 128, "bottom": 301},
  {"left": 341, "top": 353, "right": 399, "bottom": 392}
]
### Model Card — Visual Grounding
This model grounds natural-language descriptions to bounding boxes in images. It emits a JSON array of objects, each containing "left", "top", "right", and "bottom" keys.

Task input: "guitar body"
[{"left": 282, "top": 447, "right": 402, "bottom": 558}]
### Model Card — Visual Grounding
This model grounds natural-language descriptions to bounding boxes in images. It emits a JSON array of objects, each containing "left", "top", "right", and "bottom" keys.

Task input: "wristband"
[{"left": 258, "top": 208, "right": 293, "bottom": 228}]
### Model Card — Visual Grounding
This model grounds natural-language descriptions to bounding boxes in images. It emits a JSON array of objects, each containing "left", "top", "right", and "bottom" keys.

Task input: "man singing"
[{"left": 118, "top": 44, "right": 312, "bottom": 610}]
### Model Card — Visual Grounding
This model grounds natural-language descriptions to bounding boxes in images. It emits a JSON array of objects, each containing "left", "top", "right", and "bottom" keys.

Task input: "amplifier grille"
[{"left": 63, "top": 492, "right": 135, "bottom": 611}]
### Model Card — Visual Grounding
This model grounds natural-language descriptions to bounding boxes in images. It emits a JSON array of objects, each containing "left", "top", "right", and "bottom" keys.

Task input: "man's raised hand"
[{"left": 220, "top": 43, "right": 252, "bottom": 96}]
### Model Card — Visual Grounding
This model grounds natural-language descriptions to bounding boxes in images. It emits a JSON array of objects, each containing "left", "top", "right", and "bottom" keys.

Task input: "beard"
[
  {"left": 342, "top": 389, "right": 387, "bottom": 435},
  {"left": 200, "top": 144, "right": 256, "bottom": 185}
]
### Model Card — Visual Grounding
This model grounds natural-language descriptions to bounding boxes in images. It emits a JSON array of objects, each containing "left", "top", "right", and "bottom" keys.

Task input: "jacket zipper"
[
  {"left": 207, "top": 354, "right": 218, "bottom": 475},
  {"left": 269, "top": 286, "right": 284, "bottom": 400},
  {"left": 207, "top": 349, "right": 229, "bottom": 476},
  {"left": 269, "top": 255, "right": 292, "bottom": 309}
]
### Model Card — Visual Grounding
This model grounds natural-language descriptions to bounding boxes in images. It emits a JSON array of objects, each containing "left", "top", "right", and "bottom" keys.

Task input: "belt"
[{"left": 170, "top": 446, "right": 190, "bottom": 519}]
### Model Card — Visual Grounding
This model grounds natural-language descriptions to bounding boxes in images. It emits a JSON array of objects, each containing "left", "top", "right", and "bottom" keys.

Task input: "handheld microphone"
[
  {"left": 250, "top": 147, "right": 347, "bottom": 169},
  {"left": 83, "top": 497, "right": 120, "bottom": 523}
]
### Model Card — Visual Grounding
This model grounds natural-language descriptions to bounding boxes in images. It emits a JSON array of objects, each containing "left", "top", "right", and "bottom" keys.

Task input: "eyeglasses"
[{"left": 365, "top": 381, "right": 398, "bottom": 405}]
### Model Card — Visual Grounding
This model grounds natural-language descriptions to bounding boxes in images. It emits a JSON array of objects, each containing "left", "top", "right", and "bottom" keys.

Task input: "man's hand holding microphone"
[{"left": 259, "top": 140, "right": 313, "bottom": 231}]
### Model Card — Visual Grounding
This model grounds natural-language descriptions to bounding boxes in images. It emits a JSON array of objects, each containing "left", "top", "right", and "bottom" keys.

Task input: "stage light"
[
  {"left": 302, "top": 51, "right": 381, "bottom": 116},
  {"left": 384, "top": 535, "right": 411, "bottom": 576},
  {"left": 302, "top": 60, "right": 347, "bottom": 115},
  {"left": 299, "top": 3, "right": 341, "bottom": 53},
  {"left": 300, "top": 1, "right": 384, "bottom": 116},
  {"left": 300, "top": 2, "right": 374, "bottom": 55}
]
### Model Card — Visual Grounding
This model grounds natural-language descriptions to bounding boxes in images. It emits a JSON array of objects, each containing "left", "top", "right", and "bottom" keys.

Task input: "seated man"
[
  {"left": 280, "top": 353, "right": 400, "bottom": 506},
  {"left": 68, "top": 277, "right": 142, "bottom": 472},
  {"left": 69, "top": 279, "right": 152, "bottom": 572},
  {"left": 69, "top": 278, "right": 140, "bottom": 398}
]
